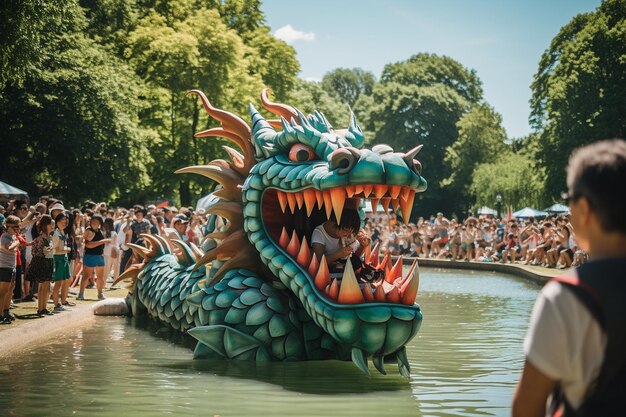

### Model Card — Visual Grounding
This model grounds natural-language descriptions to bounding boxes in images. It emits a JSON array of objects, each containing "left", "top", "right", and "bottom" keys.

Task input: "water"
[{"left": 0, "top": 268, "right": 540, "bottom": 417}]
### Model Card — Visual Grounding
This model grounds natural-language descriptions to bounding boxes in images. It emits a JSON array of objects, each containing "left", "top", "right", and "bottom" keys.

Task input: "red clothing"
[{"left": 15, "top": 235, "right": 27, "bottom": 266}]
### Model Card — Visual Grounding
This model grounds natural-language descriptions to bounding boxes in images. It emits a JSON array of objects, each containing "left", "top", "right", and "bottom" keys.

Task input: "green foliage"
[
  {"left": 470, "top": 152, "right": 546, "bottom": 210},
  {"left": 0, "top": 31, "right": 152, "bottom": 205},
  {"left": 381, "top": 53, "right": 483, "bottom": 104},
  {"left": 443, "top": 104, "right": 508, "bottom": 198},
  {"left": 530, "top": 0, "right": 626, "bottom": 199},
  {"left": 321, "top": 68, "right": 376, "bottom": 108},
  {"left": 359, "top": 53, "right": 481, "bottom": 214},
  {"left": 287, "top": 80, "right": 350, "bottom": 128},
  {"left": 0, "top": 0, "right": 81, "bottom": 89}
]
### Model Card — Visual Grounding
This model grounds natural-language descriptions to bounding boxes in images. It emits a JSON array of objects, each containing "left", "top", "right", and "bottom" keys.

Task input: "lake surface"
[{"left": 0, "top": 268, "right": 540, "bottom": 417}]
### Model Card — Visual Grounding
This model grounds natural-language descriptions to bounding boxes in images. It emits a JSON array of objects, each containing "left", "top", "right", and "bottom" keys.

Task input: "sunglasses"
[{"left": 8, "top": 225, "right": 20, "bottom": 230}]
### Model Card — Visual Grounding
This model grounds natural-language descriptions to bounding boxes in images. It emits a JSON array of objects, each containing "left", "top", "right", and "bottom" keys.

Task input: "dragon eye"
[{"left": 289, "top": 144, "right": 316, "bottom": 162}]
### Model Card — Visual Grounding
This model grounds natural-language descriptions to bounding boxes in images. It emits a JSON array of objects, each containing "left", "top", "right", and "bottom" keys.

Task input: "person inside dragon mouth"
[{"left": 261, "top": 183, "right": 420, "bottom": 306}]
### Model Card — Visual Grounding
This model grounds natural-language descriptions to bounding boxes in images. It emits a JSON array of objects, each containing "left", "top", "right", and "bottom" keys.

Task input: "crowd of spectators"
[
  {"left": 0, "top": 194, "right": 583, "bottom": 323},
  {"left": 0, "top": 196, "right": 208, "bottom": 322},
  {"left": 363, "top": 211, "right": 586, "bottom": 268}
]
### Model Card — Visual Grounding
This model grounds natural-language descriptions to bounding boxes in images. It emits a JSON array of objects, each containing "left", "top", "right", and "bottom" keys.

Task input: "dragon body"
[{"left": 120, "top": 89, "right": 428, "bottom": 376}]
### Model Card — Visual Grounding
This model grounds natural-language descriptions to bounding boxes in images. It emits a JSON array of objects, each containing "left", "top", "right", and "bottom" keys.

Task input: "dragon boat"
[{"left": 116, "top": 89, "right": 428, "bottom": 376}]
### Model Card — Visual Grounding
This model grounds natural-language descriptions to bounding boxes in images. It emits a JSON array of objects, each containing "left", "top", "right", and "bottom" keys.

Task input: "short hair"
[
  {"left": 329, "top": 208, "right": 361, "bottom": 234},
  {"left": 5, "top": 214, "right": 20, "bottom": 225},
  {"left": 567, "top": 139, "right": 626, "bottom": 233}
]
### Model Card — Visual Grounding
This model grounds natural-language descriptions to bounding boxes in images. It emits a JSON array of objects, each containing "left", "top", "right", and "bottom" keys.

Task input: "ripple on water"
[{"left": 0, "top": 269, "right": 539, "bottom": 417}]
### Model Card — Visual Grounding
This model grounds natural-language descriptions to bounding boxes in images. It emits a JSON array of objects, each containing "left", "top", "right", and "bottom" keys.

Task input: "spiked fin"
[
  {"left": 372, "top": 355, "right": 386, "bottom": 375},
  {"left": 189, "top": 325, "right": 271, "bottom": 361},
  {"left": 396, "top": 347, "right": 411, "bottom": 378},
  {"left": 351, "top": 347, "right": 371, "bottom": 376},
  {"left": 170, "top": 239, "right": 197, "bottom": 266}
]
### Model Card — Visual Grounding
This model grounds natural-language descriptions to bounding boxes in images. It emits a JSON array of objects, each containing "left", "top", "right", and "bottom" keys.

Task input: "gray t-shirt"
[{"left": 0, "top": 232, "right": 17, "bottom": 268}]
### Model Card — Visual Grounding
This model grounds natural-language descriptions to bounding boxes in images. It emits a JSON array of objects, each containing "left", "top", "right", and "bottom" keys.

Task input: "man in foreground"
[{"left": 512, "top": 139, "right": 626, "bottom": 416}]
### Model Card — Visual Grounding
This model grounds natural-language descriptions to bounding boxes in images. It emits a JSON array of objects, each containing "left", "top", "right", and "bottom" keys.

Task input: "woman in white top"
[
  {"left": 311, "top": 208, "right": 370, "bottom": 274},
  {"left": 102, "top": 217, "right": 119, "bottom": 286}
]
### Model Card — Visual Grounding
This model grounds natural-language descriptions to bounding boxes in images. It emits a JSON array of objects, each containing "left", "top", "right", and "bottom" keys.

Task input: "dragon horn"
[
  {"left": 170, "top": 239, "right": 197, "bottom": 266},
  {"left": 403, "top": 144, "right": 423, "bottom": 160},
  {"left": 347, "top": 109, "right": 365, "bottom": 149},
  {"left": 112, "top": 264, "right": 142, "bottom": 287},
  {"left": 127, "top": 243, "right": 155, "bottom": 261},
  {"left": 260, "top": 88, "right": 299, "bottom": 123},
  {"left": 142, "top": 234, "right": 167, "bottom": 256}
]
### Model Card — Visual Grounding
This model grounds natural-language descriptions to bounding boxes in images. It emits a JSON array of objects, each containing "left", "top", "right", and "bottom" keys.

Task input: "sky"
[{"left": 261, "top": 0, "right": 602, "bottom": 138}]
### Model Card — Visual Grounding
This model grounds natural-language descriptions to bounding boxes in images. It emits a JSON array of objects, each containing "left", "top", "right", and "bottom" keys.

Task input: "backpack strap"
[{"left": 550, "top": 275, "right": 605, "bottom": 330}]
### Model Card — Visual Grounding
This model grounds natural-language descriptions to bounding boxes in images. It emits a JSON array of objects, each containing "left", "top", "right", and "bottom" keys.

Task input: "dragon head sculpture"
[{"left": 172, "top": 88, "right": 427, "bottom": 375}]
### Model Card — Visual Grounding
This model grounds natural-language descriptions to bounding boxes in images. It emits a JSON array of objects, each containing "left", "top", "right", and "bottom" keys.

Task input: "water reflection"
[{"left": 0, "top": 268, "right": 539, "bottom": 417}]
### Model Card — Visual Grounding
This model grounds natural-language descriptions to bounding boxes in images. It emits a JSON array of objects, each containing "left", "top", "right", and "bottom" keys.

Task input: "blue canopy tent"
[
  {"left": 0, "top": 180, "right": 29, "bottom": 202},
  {"left": 512, "top": 207, "right": 548, "bottom": 219},
  {"left": 544, "top": 203, "right": 570, "bottom": 215}
]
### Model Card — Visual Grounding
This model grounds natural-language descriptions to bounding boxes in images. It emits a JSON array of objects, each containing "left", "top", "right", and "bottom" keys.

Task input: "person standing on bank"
[
  {"left": 0, "top": 215, "right": 21, "bottom": 324},
  {"left": 78, "top": 215, "right": 110, "bottom": 301},
  {"left": 27, "top": 215, "right": 55, "bottom": 316},
  {"left": 51, "top": 212, "right": 71, "bottom": 311},
  {"left": 512, "top": 139, "right": 626, "bottom": 417}
]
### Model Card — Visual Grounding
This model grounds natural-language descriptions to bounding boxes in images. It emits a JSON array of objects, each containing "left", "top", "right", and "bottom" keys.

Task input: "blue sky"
[{"left": 261, "top": 0, "right": 602, "bottom": 138}]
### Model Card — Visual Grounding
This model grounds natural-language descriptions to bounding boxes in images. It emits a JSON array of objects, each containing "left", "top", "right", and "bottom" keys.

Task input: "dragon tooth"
[
  {"left": 368, "top": 241, "right": 380, "bottom": 266},
  {"left": 386, "top": 286, "right": 400, "bottom": 303},
  {"left": 389, "top": 185, "right": 401, "bottom": 199},
  {"left": 330, "top": 188, "right": 345, "bottom": 221},
  {"left": 314, "top": 254, "right": 331, "bottom": 290},
  {"left": 308, "top": 252, "right": 319, "bottom": 277},
  {"left": 279, "top": 227, "right": 289, "bottom": 249},
  {"left": 381, "top": 198, "right": 391, "bottom": 213},
  {"left": 388, "top": 256, "right": 404, "bottom": 283},
  {"left": 399, "top": 190, "right": 415, "bottom": 224},
  {"left": 303, "top": 189, "right": 317, "bottom": 216},
  {"left": 370, "top": 198, "right": 379, "bottom": 215},
  {"left": 399, "top": 186, "right": 410, "bottom": 201},
  {"left": 277, "top": 191, "right": 287, "bottom": 213},
  {"left": 286, "top": 230, "right": 300, "bottom": 258},
  {"left": 362, "top": 283, "right": 375, "bottom": 302},
  {"left": 337, "top": 259, "right": 364, "bottom": 304},
  {"left": 374, "top": 184, "right": 387, "bottom": 198},
  {"left": 345, "top": 185, "right": 356, "bottom": 198},
  {"left": 286, "top": 192, "right": 297, "bottom": 213},
  {"left": 322, "top": 191, "right": 333, "bottom": 219},
  {"left": 363, "top": 184, "right": 373, "bottom": 198},
  {"left": 400, "top": 259, "right": 420, "bottom": 305},
  {"left": 315, "top": 190, "right": 324, "bottom": 209},
  {"left": 296, "top": 235, "right": 311, "bottom": 268},
  {"left": 374, "top": 284, "right": 386, "bottom": 302},
  {"left": 379, "top": 252, "right": 390, "bottom": 271},
  {"left": 295, "top": 191, "right": 304, "bottom": 210},
  {"left": 391, "top": 198, "right": 400, "bottom": 213},
  {"left": 354, "top": 184, "right": 364, "bottom": 196},
  {"left": 327, "top": 278, "right": 339, "bottom": 300}
]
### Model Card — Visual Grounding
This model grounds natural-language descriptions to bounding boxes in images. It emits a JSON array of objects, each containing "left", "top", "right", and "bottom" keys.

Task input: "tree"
[
  {"left": 470, "top": 152, "right": 546, "bottom": 211},
  {"left": 0, "top": 31, "right": 152, "bottom": 205},
  {"left": 125, "top": 7, "right": 266, "bottom": 205},
  {"left": 530, "top": 0, "right": 626, "bottom": 199},
  {"left": 443, "top": 104, "right": 508, "bottom": 199},
  {"left": 287, "top": 79, "right": 351, "bottom": 128},
  {"left": 358, "top": 53, "right": 483, "bottom": 215},
  {"left": 0, "top": 0, "right": 75, "bottom": 89},
  {"left": 321, "top": 68, "right": 376, "bottom": 108}
]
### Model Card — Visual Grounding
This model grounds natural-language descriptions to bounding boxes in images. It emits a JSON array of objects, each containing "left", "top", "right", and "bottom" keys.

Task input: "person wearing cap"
[
  {"left": 79, "top": 214, "right": 111, "bottom": 300},
  {"left": 167, "top": 214, "right": 190, "bottom": 242},
  {"left": 120, "top": 205, "right": 151, "bottom": 273}
]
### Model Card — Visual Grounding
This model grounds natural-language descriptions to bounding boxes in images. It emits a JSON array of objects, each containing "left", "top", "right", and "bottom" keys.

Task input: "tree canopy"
[{"left": 530, "top": 0, "right": 626, "bottom": 198}]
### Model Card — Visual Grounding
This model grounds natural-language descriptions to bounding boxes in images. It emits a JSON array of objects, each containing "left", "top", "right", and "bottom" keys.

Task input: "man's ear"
[{"left": 578, "top": 197, "right": 593, "bottom": 226}]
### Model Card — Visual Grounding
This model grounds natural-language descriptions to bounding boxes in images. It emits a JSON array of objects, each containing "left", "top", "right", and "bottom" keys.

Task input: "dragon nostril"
[
  {"left": 330, "top": 148, "right": 360, "bottom": 175},
  {"left": 413, "top": 159, "right": 422, "bottom": 175}
]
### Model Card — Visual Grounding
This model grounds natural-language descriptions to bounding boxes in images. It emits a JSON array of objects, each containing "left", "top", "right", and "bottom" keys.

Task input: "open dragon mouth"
[{"left": 261, "top": 185, "right": 420, "bottom": 306}]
